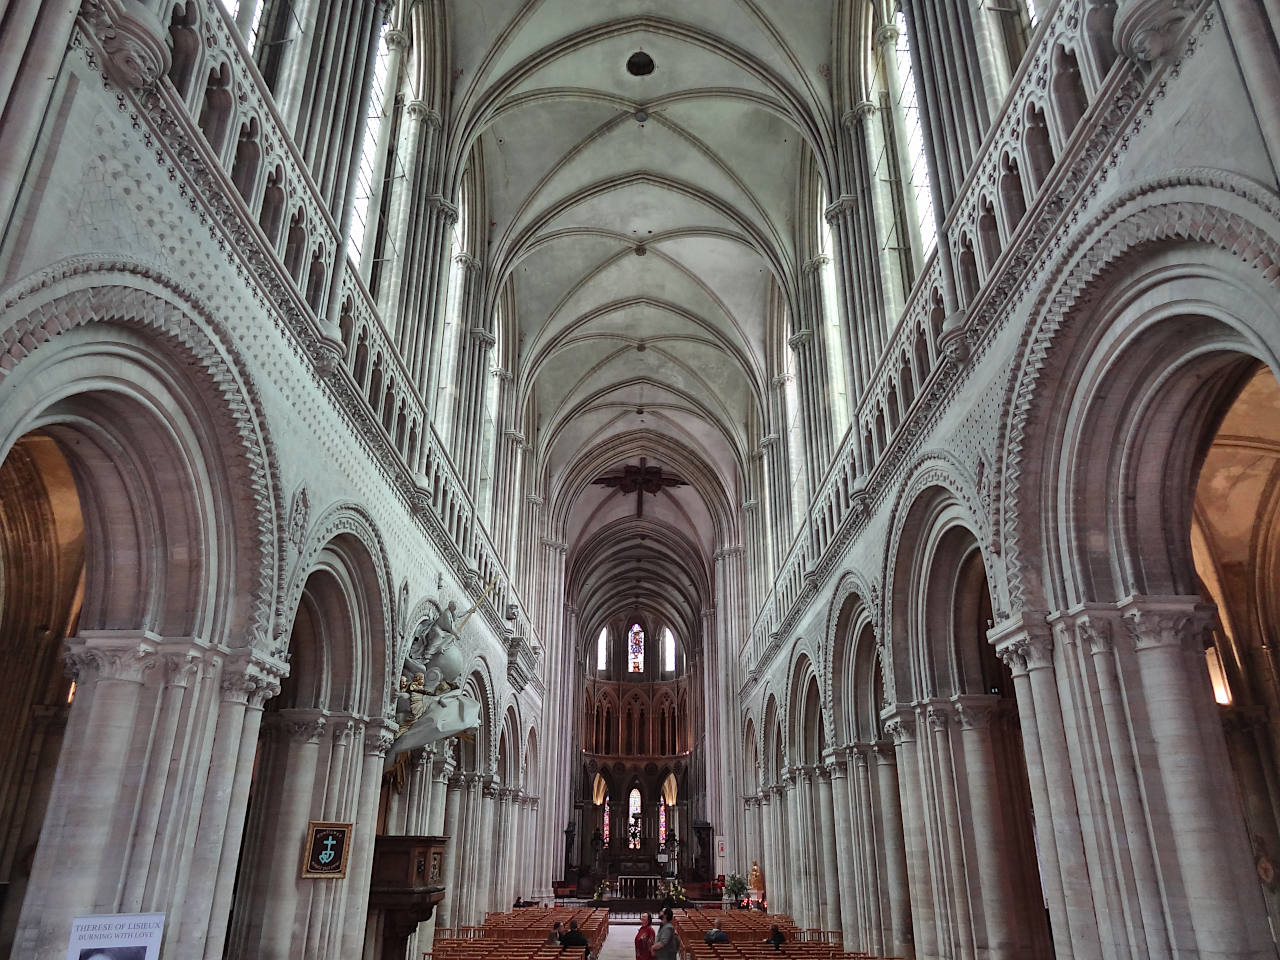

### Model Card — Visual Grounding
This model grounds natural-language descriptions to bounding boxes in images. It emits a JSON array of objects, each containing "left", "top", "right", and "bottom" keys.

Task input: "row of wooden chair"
[
  {"left": 673, "top": 907, "right": 904, "bottom": 960},
  {"left": 426, "top": 907, "right": 609, "bottom": 960}
]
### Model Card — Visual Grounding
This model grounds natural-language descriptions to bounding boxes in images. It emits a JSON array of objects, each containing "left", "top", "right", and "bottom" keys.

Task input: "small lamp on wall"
[{"left": 1205, "top": 645, "right": 1232, "bottom": 706}]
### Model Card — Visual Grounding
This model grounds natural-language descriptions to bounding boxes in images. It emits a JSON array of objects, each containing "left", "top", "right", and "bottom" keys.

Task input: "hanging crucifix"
[{"left": 591, "top": 457, "right": 687, "bottom": 518}]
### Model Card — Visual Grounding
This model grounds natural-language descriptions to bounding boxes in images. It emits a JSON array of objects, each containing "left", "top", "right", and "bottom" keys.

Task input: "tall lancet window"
[
  {"left": 894, "top": 9, "right": 936, "bottom": 257},
  {"left": 628, "top": 788, "right": 642, "bottom": 848},
  {"left": 659, "top": 802, "right": 667, "bottom": 845},
  {"left": 603, "top": 795, "right": 611, "bottom": 844},
  {"left": 348, "top": 21, "right": 393, "bottom": 263},
  {"left": 662, "top": 627, "right": 676, "bottom": 673},
  {"left": 597, "top": 627, "right": 608, "bottom": 671},
  {"left": 628, "top": 623, "right": 644, "bottom": 673}
]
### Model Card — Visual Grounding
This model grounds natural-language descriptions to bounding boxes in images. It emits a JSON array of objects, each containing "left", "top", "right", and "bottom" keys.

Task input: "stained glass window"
[
  {"left": 659, "top": 802, "right": 667, "bottom": 845},
  {"left": 628, "top": 623, "right": 644, "bottom": 673},
  {"left": 628, "top": 788, "right": 642, "bottom": 849},
  {"left": 603, "top": 795, "right": 610, "bottom": 844},
  {"left": 597, "top": 627, "right": 608, "bottom": 670},
  {"left": 662, "top": 627, "right": 676, "bottom": 672}
]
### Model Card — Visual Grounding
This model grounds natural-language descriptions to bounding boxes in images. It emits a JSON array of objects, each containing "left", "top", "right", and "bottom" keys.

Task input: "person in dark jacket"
[
  {"left": 559, "top": 918, "right": 590, "bottom": 954},
  {"left": 764, "top": 923, "right": 786, "bottom": 950}
]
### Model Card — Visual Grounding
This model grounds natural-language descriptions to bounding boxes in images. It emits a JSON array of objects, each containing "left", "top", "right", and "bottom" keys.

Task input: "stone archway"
[
  {"left": 885, "top": 487, "right": 1050, "bottom": 960},
  {"left": 1191, "top": 363, "right": 1280, "bottom": 939},
  {"left": 226, "top": 530, "right": 395, "bottom": 960},
  {"left": 0, "top": 278, "right": 282, "bottom": 959},
  {"left": 0, "top": 432, "right": 83, "bottom": 955}
]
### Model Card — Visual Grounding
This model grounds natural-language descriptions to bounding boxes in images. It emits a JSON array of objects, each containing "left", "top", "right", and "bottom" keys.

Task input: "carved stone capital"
[
  {"left": 220, "top": 653, "right": 285, "bottom": 708},
  {"left": 1120, "top": 596, "right": 1213, "bottom": 652},
  {"left": 787, "top": 329, "right": 814, "bottom": 352},
  {"left": 873, "top": 22, "right": 900, "bottom": 48},
  {"left": 64, "top": 633, "right": 160, "bottom": 684},
  {"left": 953, "top": 696, "right": 1000, "bottom": 730},
  {"left": 469, "top": 326, "right": 496, "bottom": 347},
  {"left": 881, "top": 710, "right": 916, "bottom": 744},
  {"left": 283, "top": 713, "right": 329, "bottom": 744},
  {"left": 1113, "top": 0, "right": 1198, "bottom": 62},
  {"left": 366, "top": 719, "right": 397, "bottom": 757},
  {"left": 990, "top": 610, "right": 1052, "bottom": 673},
  {"left": 842, "top": 101, "right": 878, "bottom": 129},
  {"left": 161, "top": 642, "right": 213, "bottom": 688},
  {"left": 1059, "top": 605, "right": 1124, "bottom": 657},
  {"left": 384, "top": 27, "right": 410, "bottom": 50},
  {"left": 405, "top": 100, "right": 441, "bottom": 128},
  {"left": 81, "top": 0, "right": 172, "bottom": 89},
  {"left": 428, "top": 195, "right": 459, "bottom": 224},
  {"left": 331, "top": 717, "right": 357, "bottom": 746},
  {"left": 824, "top": 194, "right": 858, "bottom": 224},
  {"left": 926, "top": 704, "right": 951, "bottom": 731},
  {"left": 802, "top": 254, "right": 830, "bottom": 275}
]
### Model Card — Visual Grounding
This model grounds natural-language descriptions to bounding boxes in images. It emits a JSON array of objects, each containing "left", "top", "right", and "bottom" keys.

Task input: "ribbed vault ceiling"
[{"left": 449, "top": 0, "right": 836, "bottom": 651}]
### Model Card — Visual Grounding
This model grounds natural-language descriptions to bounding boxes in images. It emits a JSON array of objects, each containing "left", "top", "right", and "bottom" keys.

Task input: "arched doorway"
[
  {"left": 829, "top": 590, "right": 912, "bottom": 958},
  {"left": 0, "top": 303, "right": 273, "bottom": 957},
  {"left": 887, "top": 490, "right": 1051, "bottom": 960},
  {"left": 1187, "top": 361, "right": 1280, "bottom": 937},
  {"left": 227, "top": 534, "right": 393, "bottom": 960},
  {"left": 0, "top": 433, "right": 83, "bottom": 953}
]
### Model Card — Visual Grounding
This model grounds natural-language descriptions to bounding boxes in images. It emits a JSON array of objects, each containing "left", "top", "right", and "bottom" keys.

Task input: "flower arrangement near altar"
[
  {"left": 658, "top": 878, "right": 687, "bottom": 903},
  {"left": 592, "top": 879, "right": 610, "bottom": 901}
]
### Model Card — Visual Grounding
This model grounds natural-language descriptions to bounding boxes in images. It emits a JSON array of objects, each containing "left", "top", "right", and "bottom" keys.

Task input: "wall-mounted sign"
[
  {"left": 716, "top": 836, "right": 727, "bottom": 860},
  {"left": 301, "top": 821, "right": 353, "bottom": 878},
  {"left": 66, "top": 912, "right": 164, "bottom": 960}
]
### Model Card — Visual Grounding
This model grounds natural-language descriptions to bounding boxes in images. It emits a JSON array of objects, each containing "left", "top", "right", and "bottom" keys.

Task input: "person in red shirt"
[{"left": 634, "top": 912, "right": 656, "bottom": 960}]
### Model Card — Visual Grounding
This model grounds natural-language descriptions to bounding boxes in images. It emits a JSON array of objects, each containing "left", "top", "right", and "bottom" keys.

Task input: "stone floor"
[{"left": 597, "top": 922, "right": 641, "bottom": 960}]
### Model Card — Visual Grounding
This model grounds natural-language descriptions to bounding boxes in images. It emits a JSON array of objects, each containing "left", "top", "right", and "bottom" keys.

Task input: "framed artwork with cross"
[{"left": 301, "top": 821, "right": 353, "bottom": 878}]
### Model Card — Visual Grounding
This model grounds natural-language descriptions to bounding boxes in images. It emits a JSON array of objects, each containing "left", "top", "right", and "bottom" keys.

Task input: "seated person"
[
  {"left": 547, "top": 921, "right": 562, "bottom": 942},
  {"left": 703, "top": 920, "right": 729, "bottom": 943},
  {"left": 559, "top": 918, "right": 590, "bottom": 949},
  {"left": 764, "top": 923, "right": 785, "bottom": 950}
]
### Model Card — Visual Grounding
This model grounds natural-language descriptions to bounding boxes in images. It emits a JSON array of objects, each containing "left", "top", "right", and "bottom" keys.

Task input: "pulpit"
[{"left": 368, "top": 835, "right": 448, "bottom": 956}]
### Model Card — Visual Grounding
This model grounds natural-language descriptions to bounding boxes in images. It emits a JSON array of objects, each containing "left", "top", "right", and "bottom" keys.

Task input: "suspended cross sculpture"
[{"left": 591, "top": 457, "right": 687, "bottom": 518}]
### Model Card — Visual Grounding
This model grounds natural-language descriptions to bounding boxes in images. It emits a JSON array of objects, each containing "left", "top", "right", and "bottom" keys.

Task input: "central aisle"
[{"left": 597, "top": 921, "right": 641, "bottom": 960}]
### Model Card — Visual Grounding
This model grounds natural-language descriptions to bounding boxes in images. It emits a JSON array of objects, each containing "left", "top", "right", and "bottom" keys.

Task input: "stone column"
[
  {"left": 954, "top": 696, "right": 1015, "bottom": 958},
  {"left": 783, "top": 771, "right": 805, "bottom": 924},
  {"left": 473, "top": 778, "right": 498, "bottom": 922},
  {"left": 853, "top": 745, "right": 884, "bottom": 955},
  {"left": 435, "top": 772, "right": 465, "bottom": 933},
  {"left": 339, "top": 720, "right": 395, "bottom": 958},
  {"left": 1074, "top": 607, "right": 1170, "bottom": 958},
  {"left": 994, "top": 612, "right": 1101, "bottom": 960},
  {"left": 923, "top": 704, "right": 971, "bottom": 960},
  {"left": 826, "top": 751, "right": 859, "bottom": 950},
  {"left": 256, "top": 710, "right": 328, "bottom": 959},
  {"left": 874, "top": 741, "right": 913, "bottom": 960},
  {"left": 763, "top": 785, "right": 784, "bottom": 916},
  {"left": 185, "top": 656, "right": 283, "bottom": 960},
  {"left": 886, "top": 710, "right": 936, "bottom": 958},
  {"left": 1120, "top": 596, "right": 1273, "bottom": 958},
  {"left": 816, "top": 764, "right": 842, "bottom": 934},
  {"left": 13, "top": 634, "right": 158, "bottom": 956}
]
